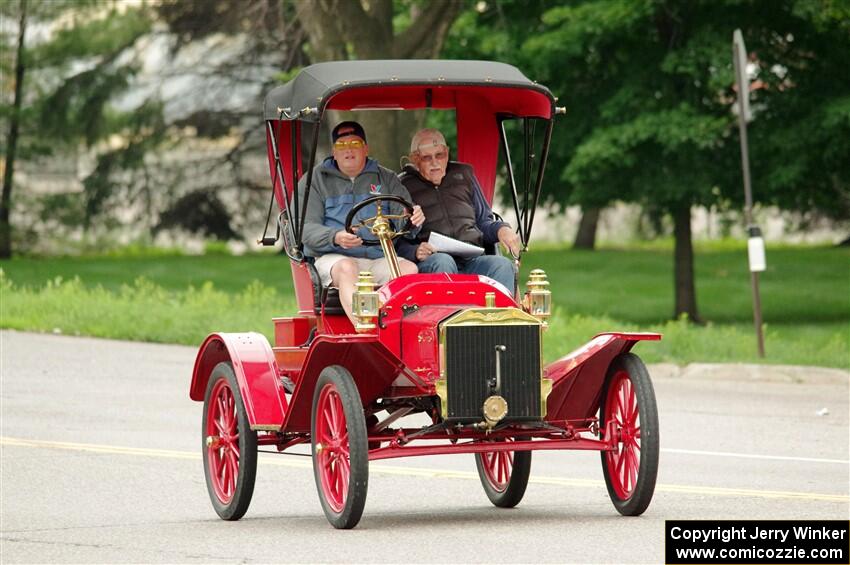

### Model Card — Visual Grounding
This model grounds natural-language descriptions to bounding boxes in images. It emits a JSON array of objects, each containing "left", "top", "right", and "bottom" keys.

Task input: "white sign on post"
[{"left": 747, "top": 236, "right": 766, "bottom": 272}]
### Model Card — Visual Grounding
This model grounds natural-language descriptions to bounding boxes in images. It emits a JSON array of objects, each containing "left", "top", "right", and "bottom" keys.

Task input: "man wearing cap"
[
  {"left": 298, "top": 121, "right": 424, "bottom": 324},
  {"left": 397, "top": 128, "right": 520, "bottom": 293}
]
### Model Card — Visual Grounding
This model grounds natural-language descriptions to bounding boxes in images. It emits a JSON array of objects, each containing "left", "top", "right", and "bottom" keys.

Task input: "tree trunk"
[
  {"left": 295, "top": 0, "right": 460, "bottom": 167},
  {"left": 356, "top": 111, "right": 423, "bottom": 170},
  {"left": 573, "top": 206, "right": 600, "bottom": 249},
  {"left": 1, "top": 0, "right": 28, "bottom": 259},
  {"left": 672, "top": 203, "right": 700, "bottom": 322}
]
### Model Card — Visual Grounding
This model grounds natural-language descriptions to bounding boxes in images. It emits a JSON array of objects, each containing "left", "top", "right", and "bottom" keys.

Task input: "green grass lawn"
[{"left": 2, "top": 243, "right": 848, "bottom": 368}]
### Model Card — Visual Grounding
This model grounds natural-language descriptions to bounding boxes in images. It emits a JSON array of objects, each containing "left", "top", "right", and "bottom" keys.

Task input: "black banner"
[{"left": 666, "top": 520, "right": 849, "bottom": 564}]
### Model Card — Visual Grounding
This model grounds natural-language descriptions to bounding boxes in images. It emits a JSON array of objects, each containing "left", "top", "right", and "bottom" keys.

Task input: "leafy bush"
[{"left": 0, "top": 273, "right": 293, "bottom": 346}]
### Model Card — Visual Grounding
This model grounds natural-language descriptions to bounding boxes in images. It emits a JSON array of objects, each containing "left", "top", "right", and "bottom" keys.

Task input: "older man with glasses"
[
  {"left": 397, "top": 128, "right": 520, "bottom": 293},
  {"left": 298, "top": 121, "right": 424, "bottom": 325}
]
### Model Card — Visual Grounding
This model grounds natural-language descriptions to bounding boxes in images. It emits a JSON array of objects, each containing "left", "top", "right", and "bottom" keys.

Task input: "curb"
[{"left": 649, "top": 362, "right": 849, "bottom": 385}]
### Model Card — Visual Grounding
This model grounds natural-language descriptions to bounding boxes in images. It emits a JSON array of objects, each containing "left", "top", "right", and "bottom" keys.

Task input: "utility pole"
[{"left": 733, "top": 29, "right": 766, "bottom": 358}]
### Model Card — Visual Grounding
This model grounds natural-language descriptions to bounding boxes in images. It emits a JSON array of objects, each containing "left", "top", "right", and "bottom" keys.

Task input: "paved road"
[{"left": 1, "top": 330, "right": 848, "bottom": 563}]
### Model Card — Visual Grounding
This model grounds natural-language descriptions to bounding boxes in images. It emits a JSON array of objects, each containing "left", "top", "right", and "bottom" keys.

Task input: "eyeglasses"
[
  {"left": 417, "top": 150, "right": 448, "bottom": 164},
  {"left": 333, "top": 139, "right": 365, "bottom": 150}
]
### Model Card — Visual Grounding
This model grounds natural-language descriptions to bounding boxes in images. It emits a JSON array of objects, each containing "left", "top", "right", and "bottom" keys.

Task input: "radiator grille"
[{"left": 444, "top": 324, "right": 541, "bottom": 422}]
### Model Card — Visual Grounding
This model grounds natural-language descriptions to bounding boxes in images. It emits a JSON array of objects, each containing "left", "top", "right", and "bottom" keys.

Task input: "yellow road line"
[
  {"left": 1, "top": 437, "right": 199, "bottom": 460},
  {"left": 2, "top": 436, "right": 847, "bottom": 503}
]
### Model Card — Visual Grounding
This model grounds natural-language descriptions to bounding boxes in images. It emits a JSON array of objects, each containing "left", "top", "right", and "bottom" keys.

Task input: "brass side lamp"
[
  {"left": 523, "top": 269, "right": 552, "bottom": 327},
  {"left": 352, "top": 271, "right": 380, "bottom": 333}
]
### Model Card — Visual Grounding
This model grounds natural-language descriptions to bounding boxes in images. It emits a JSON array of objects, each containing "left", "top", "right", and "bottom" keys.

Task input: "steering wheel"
[{"left": 344, "top": 195, "right": 415, "bottom": 246}]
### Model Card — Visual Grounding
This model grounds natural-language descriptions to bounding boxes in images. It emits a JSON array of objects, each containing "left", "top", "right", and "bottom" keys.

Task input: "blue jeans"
[{"left": 417, "top": 252, "right": 516, "bottom": 294}]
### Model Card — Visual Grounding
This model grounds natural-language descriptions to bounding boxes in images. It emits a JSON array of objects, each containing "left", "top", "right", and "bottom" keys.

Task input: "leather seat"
[
  {"left": 320, "top": 287, "right": 346, "bottom": 315},
  {"left": 304, "top": 259, "right": 346, "bottom": 315}
]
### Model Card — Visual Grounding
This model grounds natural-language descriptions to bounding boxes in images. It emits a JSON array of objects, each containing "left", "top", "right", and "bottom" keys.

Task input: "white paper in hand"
[{"left": 428, "top": 232, "right": 485, "bottom": 259}]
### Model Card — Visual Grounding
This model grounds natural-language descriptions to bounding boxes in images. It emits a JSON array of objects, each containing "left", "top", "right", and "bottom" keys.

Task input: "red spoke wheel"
[
  {"left": 474, "top": 437, "right": 532, "bottom": 508},
  {"left": 600, "top": 353, "right": 659, "bottom": 516},
  {"left": 202, "top": 362, "right": 257, "bottom": 521},
  {"left": 311, "top": 366, "right": 368, "bottom": 529}
]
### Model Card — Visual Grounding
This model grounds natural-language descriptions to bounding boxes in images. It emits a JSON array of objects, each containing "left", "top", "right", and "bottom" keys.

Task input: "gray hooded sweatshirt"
[{"left": 297, "top": 157, "right": 418, "bottom": 259}]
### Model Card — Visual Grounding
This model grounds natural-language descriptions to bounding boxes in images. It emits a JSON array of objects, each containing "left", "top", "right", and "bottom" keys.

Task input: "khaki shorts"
[{"left": 313, "top": 254, "right": 415, "bottom": 287}]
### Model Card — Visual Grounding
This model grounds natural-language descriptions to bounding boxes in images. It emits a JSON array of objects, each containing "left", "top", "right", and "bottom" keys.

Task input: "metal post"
[
  {"left": 733, "top": 29, "right": 766, "bottom": 357},
  {"left": 750, "top": 265, "right": 765, "bottom": 356}
]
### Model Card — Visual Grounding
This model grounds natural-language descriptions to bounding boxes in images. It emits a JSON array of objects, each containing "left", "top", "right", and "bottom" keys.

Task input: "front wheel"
[
  {"left": 311, "top": 365, "right": 369, "bottom": 529},
  {"left": 202, "top": 361, "right": 257, "bottom": 520},
  {"left": 600, "top": 353, "right": 659, "bottom": 516},
  {"left": 474, "top": 438, "right": 532, "bottom": 508}
]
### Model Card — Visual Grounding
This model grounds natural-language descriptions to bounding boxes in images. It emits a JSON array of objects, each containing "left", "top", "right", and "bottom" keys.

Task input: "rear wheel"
[
  {"left": 600, "top": 353, "right": 659, "bottom": 516},
  {"left": 474, "top": 438, "right": 532, "bottom": 508},
  {"left": 311, "top": 365, "right": 369, "bottom": 529},
  {"left": 202, "top": 362, "right": 257, "bottom": 520}
]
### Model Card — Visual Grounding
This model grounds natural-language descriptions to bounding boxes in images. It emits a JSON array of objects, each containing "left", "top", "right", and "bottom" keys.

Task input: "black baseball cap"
[{"left": 331, "top": 121, "right": 367, "bottom": 144}]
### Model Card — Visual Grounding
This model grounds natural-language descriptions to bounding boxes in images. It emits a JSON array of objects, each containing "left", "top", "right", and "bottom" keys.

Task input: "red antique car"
[{"left": 189, "top": 60, "right": 660, "bottom": 529}]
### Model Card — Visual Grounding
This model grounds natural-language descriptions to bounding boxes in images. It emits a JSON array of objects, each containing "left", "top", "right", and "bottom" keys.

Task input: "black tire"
[
  {"left": 311, "top": 365, "right": 369, "bottom": 529},
  {"left": 202, "top": 361, "right": 258, "bottom": 521},
  {"left": 474, "top": 439, "right": 532, "bottom": 508},
  {"left": 599, "top": 353, "right": 659, "bottom": 516}
]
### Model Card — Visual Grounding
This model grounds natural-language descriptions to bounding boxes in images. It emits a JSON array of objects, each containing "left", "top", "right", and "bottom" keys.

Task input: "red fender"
[
  {"left": 189, "top": 332, "right": 287, "bottom": 430},
  {"left": 281, "top": 335, "right": 405, "bottom": 433},
  {"left": 543, "top": 332, "right": 660, "bottom": 422}
]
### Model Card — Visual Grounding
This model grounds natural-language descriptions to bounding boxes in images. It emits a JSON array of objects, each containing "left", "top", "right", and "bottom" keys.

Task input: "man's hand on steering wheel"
[
  {"left": 410, "top": 205, "right": 425, "bottom": 228},
  {"left": 344, "top": 195, "right": 420, "bottom": 246},
  {"left": 334, "top": 230, "right": 363, "bottom": 249}
]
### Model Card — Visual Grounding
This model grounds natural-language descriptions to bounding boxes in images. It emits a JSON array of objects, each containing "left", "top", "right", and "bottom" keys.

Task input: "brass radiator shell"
[{"left": 436, "top": 308, "right": 546, "bottom": 423}]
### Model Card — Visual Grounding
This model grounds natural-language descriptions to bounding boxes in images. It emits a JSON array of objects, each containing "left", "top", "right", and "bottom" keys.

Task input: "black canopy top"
[{"left": 263, "top": 59, "right": 555, "bottom": 120}]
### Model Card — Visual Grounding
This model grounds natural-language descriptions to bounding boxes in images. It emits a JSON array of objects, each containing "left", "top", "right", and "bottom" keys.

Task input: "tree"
[
  {"left": 520, "top": 1, "right": 738, "bottom": 322},
  {"left": 0, "top": 0, "right": 27, "bottom": 258},
  {"left": 441, "top": 1, "right": 608, "bottom": 249},
  {"left": 294, "top": 0, "right": 462, "bottom": 166},
  {"left": 522, "top": 0, "right": 849, "bottom": 321},
  {"left": 573, "top": 206, "right": 600, "bottom": 249},
  {"left": 0, "top": 1, "right": 159, "bottom": 254},
  {"left": 153, "top": 0, "right": 461, "bottom": 237},
  {"left": 149, "top": 0, "right": 308, "bottom": 240},
  {"left": 2, "top": 1, "right": 308, "bottom": 251},
  {"left": 444, "top": 0, "right": 848, "bottom": 321}
]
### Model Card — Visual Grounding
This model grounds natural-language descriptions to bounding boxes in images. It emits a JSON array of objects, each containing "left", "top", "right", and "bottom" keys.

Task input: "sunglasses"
[
  {"left": 417, "top": 150, "right": 448, "bottom": 164},
  {"left": 333, "top": 139, "right": 366, "bottom": 150}
]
